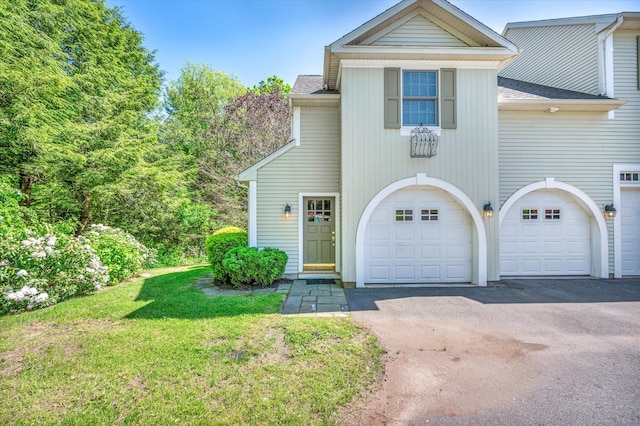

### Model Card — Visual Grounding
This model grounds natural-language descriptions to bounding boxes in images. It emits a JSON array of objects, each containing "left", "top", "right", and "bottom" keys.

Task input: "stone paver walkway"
[
  {"left": 281, "top": 279, "right": 349, "bottom": 316},
  {"left": 194, "top": 275, "right": 349, "bottom": 316}
]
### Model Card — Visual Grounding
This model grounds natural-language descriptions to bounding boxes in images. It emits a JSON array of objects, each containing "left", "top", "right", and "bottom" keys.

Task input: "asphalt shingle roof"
[
  {"left": 498, "top": 77, "right": 606, "bottom": 100},
  {"left": 291, "top": 75, "right": 338, "bottom": 95}
]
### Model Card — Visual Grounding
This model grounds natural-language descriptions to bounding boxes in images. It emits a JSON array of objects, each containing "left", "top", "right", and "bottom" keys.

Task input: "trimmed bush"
[
  {"left": 85, "top": 224, "right": 156, "bottom": 285},
  {"left": 222, "top": 247, "right": 288, "bottom": 288},
  {"left": 205, "top": 227, "right": 247, "bottom": 281}
]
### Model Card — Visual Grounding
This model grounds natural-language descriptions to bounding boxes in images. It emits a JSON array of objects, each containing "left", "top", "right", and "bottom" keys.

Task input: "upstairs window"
[
  {"left": 403, "top": 71, "right": 438, "bottom": 126},
  {"left": 384, "top": 68, "right": 456, "bottom": 130}
]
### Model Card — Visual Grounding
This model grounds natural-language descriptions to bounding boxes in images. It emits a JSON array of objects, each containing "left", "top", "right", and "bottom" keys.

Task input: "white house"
[{"left": 237, "top": 0, "right": 640, "bottom": 287}]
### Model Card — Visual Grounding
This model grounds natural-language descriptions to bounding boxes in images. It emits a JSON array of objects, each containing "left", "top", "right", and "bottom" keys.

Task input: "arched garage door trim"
[
  {"left": 356, "top": 173, "right": 487, "bottom": 288},
  {"left": 499, "top": 178, "right": 608, "bottom": 278}
]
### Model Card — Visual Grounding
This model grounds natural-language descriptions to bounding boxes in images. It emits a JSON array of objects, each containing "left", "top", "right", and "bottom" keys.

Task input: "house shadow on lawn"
[
  {"left": 346, "top": 278, "right": 640, "bottom": 312},
  {"left": 124, "top": 266, "right": 284, "bottom": 320}
]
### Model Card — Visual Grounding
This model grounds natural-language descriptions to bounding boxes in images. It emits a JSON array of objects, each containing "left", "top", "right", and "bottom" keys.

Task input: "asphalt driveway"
[{"left": 344, "top": 278, "right": 640, "bottom": 425}]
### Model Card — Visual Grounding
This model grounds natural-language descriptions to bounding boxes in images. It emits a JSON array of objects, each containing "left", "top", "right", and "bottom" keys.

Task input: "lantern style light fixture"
[
  {"left": 604, "top": 204, "right": 617, "bottom": 218},
  {"left": 483, "top": 202, "right": 494, "bottom": 219},
  {"left": 284, "top": 203, "right": 291, "bottom": 218}
]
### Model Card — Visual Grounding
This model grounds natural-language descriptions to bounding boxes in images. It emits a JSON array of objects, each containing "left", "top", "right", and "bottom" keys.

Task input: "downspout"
[{"left": 598, "top": 16, "right": 624, "bottom": 97}]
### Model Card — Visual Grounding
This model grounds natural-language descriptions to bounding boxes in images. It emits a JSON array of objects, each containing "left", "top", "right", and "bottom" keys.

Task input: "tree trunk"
[
  {"left": 18, "top": 172, "right": 34, "bottom": 207},
  {"left": 77, "top": 191, "right": 91, "bottom": 235}
]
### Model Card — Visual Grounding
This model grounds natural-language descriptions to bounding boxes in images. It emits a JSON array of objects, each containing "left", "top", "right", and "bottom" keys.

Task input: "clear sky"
[{"left": 106, "top": 0, "right": 640, "bottom": 87}]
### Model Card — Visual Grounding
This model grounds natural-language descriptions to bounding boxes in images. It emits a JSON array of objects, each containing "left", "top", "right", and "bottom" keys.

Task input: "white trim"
[
  {"left": 329, "top": 0, "right": 517, "bottom": 52},
  {"left": 504, "top": 14, "right": 617, "bottom": 31},
  {"left": 333, "top": 45, "right": 517, "bottom": 58},
  {"left": 248, "top": 181, "right": 257, "bottom": 247},
  {"left": 298, "top": 192, "right": 341, "bottom": 275},
  {"left": 292, "top": 107, "right": 301, "bottom": 147},
  {"left": 613, "top": 164, "right": 640, "bottom": 278},
  {"left": 360, "top": 9, "right": 480, "bottom": 48},
  {"left": 237, "top": 139, "right": 296, "bottom": 182},
  {"left": 355, "top": 173, "right": 487, "bottom": 287},
  {"left": 604, "top": 34, "right": 616, "bottom": 119},
  {"left": 499, "top": 178, "right": 609, "bottom": 278},
  {"left": 498, "top": 98, "right": 626, "bottom": 112},
  {"left": 340, "top": 59, "right": 500, "bottom": 69}
]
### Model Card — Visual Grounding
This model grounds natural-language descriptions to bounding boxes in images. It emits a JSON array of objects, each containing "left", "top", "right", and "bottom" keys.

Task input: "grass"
[{"left": 0, "top": 266, "right": 384, "bottom": 425}]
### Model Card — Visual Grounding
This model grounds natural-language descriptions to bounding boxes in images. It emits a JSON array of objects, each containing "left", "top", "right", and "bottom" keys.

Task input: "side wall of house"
[
  {"left": 500, "top": 24, "right": 600, "bottom": 95},
  {"left": 256, "top": 106, "right": 340, "bottom": 275},
  {"left": 498, "top": 29, "right": 640, "bottom": 274},
  {"left": 340, "top": 65, "right": 500, "bottom": 283}
]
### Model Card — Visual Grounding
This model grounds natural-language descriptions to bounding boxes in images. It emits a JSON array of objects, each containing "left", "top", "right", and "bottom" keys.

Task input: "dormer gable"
[
  {"left": 360, "top": 12, "right": 470, "bottom": 47},
  {"left": 323, "top": 0, "right": 519, "bottom": 90}
]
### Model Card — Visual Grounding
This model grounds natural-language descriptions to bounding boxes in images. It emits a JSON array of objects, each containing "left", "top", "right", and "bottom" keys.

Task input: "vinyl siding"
[
  {"left": 500, "top": 24, "right": 599, "bottom": 95},
  {"left": 370, "top": 15, "right": 468, "bottom": 47},
  {"left": 341, "top": 66, "right": 500, "bottom": 283},
  {"left": 256, "top": 107, "right": 340, "bottom": 274},
  {"left": 498, "top": 29, "right": 640, "bottom": 274}
]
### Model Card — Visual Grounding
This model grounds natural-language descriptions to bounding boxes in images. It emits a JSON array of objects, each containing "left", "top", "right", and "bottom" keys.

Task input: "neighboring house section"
[
  {"left": 497, "top": 13, "right": 640, "bottom": 279},
  {"left": 237, "top": 0, "right": 640, "bottom": 286}
]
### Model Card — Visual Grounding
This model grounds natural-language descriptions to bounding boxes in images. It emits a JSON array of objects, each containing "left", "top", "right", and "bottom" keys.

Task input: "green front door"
[{"left": 303, "top": 197, "right": 335, "bottom": 271}]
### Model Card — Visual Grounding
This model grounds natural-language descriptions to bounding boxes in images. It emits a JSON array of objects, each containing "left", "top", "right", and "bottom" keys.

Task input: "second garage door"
[
  {"left": 500, "top": 189, "right": 591, "bottom": 276},
  {"left": 364, "top": 186, "right": 472, "bottom": 283}
]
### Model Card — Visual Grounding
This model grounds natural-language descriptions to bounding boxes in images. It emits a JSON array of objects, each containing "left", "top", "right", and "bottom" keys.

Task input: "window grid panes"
[
  {"left": 395, "top": 209, "right": 413, "bottom": 221},
  {"left": 620, "top": 172, "right": 639, "bottom": 181},
  {"left": 544, "top": 209, "right": 560, "bottom": 220},
  {"left": 403, "top": 71, "right": 438, "bottom": 126},
  {"left": 307, "top": 199, "right": 331, "bottom": 222},
  {"left": 522, "top": 209, "right": 538, "bottom": 220},
  {"left": 421, "top": 209, "right": 439, "bottom": 221}
]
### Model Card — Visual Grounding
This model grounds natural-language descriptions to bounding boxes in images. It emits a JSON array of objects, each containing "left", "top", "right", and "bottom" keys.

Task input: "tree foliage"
[{"left": 1, "top": 1, "right": 292, "bottom": 265}]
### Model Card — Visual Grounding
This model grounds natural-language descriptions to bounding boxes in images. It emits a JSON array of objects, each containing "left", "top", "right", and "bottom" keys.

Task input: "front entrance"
[{"left": 303, "top": 197, "right": 335, "bottom": 271}]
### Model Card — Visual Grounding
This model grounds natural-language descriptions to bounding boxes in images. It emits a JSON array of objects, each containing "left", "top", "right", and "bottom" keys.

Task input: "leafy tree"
[{"left": 0, "top": 0, "right": 162, "bottom": 234}]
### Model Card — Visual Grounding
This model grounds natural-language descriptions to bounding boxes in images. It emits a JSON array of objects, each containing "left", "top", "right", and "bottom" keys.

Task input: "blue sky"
[{"left": 106, "top": 0, "right": 640, "bottom": 87}]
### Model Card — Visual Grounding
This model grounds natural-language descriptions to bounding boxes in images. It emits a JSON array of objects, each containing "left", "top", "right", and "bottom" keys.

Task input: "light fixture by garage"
[
  {"left": 483, "top": 202, "right": 494, "bottom": 219},
  {"left": 604, "top": 204, "right": 617, "bottom": 218},
  {"left": 284, "top": 203, "right": 292, "bottom": 218}
]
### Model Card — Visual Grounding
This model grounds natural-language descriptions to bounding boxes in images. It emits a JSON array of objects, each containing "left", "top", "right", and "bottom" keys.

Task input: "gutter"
[{"left": 598, "top": 16, "right": 624, "bottom": 96}]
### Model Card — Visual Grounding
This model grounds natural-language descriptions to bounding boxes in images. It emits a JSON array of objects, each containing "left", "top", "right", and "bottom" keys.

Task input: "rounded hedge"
[
  {"left": 205, "top": 227, "right": 248, "bottom": 281},
  {"left": 222, "top": 247, "right": 288, "bottom": 288}
]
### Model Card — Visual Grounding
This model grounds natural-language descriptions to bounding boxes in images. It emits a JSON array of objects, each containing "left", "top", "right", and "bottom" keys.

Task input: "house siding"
[
  {"left": 498, "top": 29, "right": 640, "bottom": 274},
  {"left": 340, "top": 66, "right": 500, "bottom": 284},
  {"left": 370, "top": 15, "right": 468, "bottom": 47},
  {"left": 500, "top": 24, "right": 600, "bottom": 95},
  {"left": 256, "top": 107, "right": 340, "bottom": 275}
]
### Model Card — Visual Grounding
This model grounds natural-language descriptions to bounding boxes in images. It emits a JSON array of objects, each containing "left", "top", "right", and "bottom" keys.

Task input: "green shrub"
[
  {"left": 85, "top": 224, "right": 156, "bottom": 285},
  {"left": 0, "top": 231, "right": 109, "bottom": 314},
  {"left": 205, "top": 227, "right": 247, "bottom": 281},
  {"left": 222, "top": 247, "right": 288, "bottom": 288}
]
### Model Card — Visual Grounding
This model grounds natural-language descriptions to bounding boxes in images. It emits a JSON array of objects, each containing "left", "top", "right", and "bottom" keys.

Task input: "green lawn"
[{"left": 0, "top": 266, "right": 384, "bottom": 425}]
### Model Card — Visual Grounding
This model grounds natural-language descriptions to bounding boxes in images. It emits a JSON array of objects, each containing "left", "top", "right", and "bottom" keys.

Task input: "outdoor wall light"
[
  {"left": 284, "top": 203, "right": 291, "bottom": 218},
  {"left": 604, "top": 204, "right": 617, "bottom": 218},
  {"left": 483, "top": 202, "right": 494, "bottom": 219}
]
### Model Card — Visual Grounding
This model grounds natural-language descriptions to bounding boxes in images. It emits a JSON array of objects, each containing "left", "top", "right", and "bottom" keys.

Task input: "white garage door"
[
  {"left": 621, "top": 189, "right": 640, "bottom": 276},
  {"left": 501, "top": 189, "right": 591, "bottom": 276},
  {"left": 364, "top": 186, "right": 472, "bottom": 283}
]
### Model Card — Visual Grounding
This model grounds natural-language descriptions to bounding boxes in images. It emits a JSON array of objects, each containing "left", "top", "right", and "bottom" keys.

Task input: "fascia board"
[
  {"left": 236, "top": 140, "right": 297, "bottom": 182},
  {"left": 289, "top": 94, "right": 341, "bottom": 101},
  {"left": 498, "top": 98, "right": 627, "bottom": 112},
  {"left": 333, "top": 45, "right": 518, "bottom": 58},
  {"left": 329, "top": 0, "right": 417, "bottom": 49},
  {"left": 504, "top": 14, "right": 618, "bottom": 33},
  {"left": 431, "top": 0, "right": 519, "bottom": 52}
]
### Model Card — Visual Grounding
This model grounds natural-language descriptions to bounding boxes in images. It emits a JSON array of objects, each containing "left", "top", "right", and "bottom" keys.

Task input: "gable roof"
[
  {"left": 498, "top": 77, "right": 626, "bottom": 112},
  {"left": 324, "top": 0, "right": 520, "bottom": 89}
]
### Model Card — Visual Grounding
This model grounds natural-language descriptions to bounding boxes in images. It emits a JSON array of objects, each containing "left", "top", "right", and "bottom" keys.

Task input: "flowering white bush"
[
  {"left": 0, "top": 231, "right": 109, "bottom": 314},
  {"left": 85, "top": 224, "right": 155, "bottom": 285}
]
